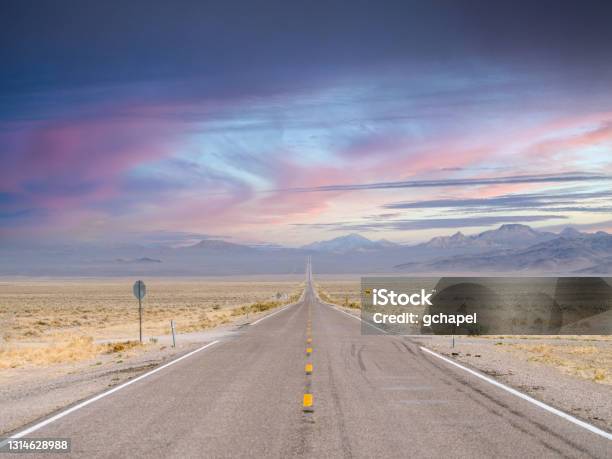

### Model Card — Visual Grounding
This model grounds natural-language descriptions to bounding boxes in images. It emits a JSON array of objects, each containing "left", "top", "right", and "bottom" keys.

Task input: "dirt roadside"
[
  {"left": 0, "top": 316, "right": 252, "bottom": 435},
  {"left": 411, "top": 334, "right": 612, "bottom": 432}
]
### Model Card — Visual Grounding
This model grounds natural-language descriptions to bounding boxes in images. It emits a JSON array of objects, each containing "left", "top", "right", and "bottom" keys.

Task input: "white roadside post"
[
  {"left": 132, "top": 280, "right": 147, "bottom": 343},
  {"left": 171, "top": 320, "right": 176, "bottom": 347}
]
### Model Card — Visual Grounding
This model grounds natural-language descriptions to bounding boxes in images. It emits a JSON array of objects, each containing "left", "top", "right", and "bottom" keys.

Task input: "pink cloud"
[
  {"left": 3, "top": 91, "right": 611, "bottom": 245},
  {"left": 0, "top": 103, "right": 187, "bottom": 211}
]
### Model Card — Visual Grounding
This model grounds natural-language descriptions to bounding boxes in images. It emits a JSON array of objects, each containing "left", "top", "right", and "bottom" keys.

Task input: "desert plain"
[{"left": 0, "top": 276, "right": 303, "bottom": 369}]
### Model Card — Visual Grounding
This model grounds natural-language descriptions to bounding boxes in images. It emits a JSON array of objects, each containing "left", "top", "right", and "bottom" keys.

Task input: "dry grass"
[
  {"left": 0, "top": 336, "right": 146, "bottom": 369},
  {"left": 0, "top": 277, "right": 302, "bottom": 368},
  {"left": 504, "top": 342, "right": 612, "bottom": 384},
  {"left": 315, "top": 278, "right": 361, "bottom": 309}
]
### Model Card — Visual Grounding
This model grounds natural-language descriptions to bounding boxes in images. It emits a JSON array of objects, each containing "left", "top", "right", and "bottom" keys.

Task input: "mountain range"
[
  {"left": 1, "top": 224, "right": 610, "bottom": 275},
  {"left": 397, "top": 231, "right": 612, "bottom": 273},
  {"left": 396, "top": 225, "right": 612, "bottom": 273},
  {"left": 419, "top": 224, "right": 556, "bottom": 249}
]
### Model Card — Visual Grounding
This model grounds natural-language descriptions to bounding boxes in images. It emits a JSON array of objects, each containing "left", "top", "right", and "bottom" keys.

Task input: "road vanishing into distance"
[{"left": 2, "top": 260, "right": 610, "bottom": 458}]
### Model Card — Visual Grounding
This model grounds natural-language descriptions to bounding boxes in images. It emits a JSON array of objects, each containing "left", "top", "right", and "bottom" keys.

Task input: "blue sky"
[{"left": 1, "top": 1, "right": 612, "bottom": 246}]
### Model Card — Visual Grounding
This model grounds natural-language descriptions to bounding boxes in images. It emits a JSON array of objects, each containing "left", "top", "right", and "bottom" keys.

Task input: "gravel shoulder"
[{"left": 411, "top": 335, "right": 612, "bottom": 432}]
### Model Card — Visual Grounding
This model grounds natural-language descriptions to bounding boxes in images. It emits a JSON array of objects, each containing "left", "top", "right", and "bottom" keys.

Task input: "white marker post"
[
  {"left": 133, "top": 280, "right": 147, "bottom": 343},
  {"left": 171, "top": 320, "right": 176, "bottom": 347}
]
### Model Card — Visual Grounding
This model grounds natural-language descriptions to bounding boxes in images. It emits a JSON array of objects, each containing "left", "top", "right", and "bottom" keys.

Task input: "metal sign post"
[{"left": 133, "top": 280, "right": 147, "bottom": 343}]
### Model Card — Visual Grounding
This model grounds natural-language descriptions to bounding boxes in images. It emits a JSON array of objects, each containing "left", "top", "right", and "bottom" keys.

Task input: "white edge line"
[
  {"left": 419, "top": 346, "right": 612, "bottom": 441},
  {"left": 0, "top": 340, "right": 220, "bottom": 445},
  {"left": 322, "top": 301, "right": 389, "bottom": 334},
  {"left": 321, "top": 300, "right": 612, "bottom": 441},
  {"left": 250, "top": 273, "right": 310, "bottom": 326},
  {"left": 250, "top": 298, "right": 301, "bottom": 325}
]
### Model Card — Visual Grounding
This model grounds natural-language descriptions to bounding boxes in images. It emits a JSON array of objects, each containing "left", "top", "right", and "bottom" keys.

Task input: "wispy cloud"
[
  {"left": 280, "top": 173, "right": 611, "bottom": 193},
  {"left": 385, "top": 189, "right": 612, "bottom": 213}
]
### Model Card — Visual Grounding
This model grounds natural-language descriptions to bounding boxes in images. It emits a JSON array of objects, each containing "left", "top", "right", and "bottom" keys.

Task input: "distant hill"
[
  {"left": 184, "top": 239, "right": 255, "bottom": 252},
  {"left": 114, "top": 257, "right": 162, "bottom": 264},
  {"left": 559, "top": 227, "right": 584, "bottom": 238},
  {"left": 420, "top": 231, "right": 492, "bottom": 249},
  {"left": 302, "top": 233, "right": 399, "bottom": 253},
  {"left": 577, "top": 258, "right": 612, "bottom": 274}
]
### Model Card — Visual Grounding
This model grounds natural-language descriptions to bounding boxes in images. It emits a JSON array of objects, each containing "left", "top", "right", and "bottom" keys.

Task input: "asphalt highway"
[{"left": 3, "top": 261, "right": 610, "bottom": 458}]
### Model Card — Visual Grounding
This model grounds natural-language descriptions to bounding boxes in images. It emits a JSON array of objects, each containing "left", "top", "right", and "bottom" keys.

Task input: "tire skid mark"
[
  {"left": 416, "top": 347, "right": 592, "bottom": 457},
  {"left": 356, "top": 345, "right": 367, "bottom": 372}
]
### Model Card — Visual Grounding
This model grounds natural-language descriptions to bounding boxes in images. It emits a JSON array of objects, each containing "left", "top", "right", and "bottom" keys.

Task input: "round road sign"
[{"left": 133, "top": 280, "right": 146, "bottom": 300}]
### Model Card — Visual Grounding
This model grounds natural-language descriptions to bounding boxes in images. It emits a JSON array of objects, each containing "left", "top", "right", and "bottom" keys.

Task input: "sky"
[{"left": 1, "top": 0, "right": 612, "bottom": 247}]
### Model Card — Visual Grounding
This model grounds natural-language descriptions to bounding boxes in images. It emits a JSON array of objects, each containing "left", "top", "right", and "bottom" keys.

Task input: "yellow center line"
[
  {"left": 303, "top": 393, "right": 313, "bottom": 409},
  {"left": 303, "top": 300, "right": 314, "bottom": 413}
]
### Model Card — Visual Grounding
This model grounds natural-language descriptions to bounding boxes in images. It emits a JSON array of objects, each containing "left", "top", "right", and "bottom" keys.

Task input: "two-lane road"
[{"left": 2, "top": 263, "right": 610, "bottom": 458}]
